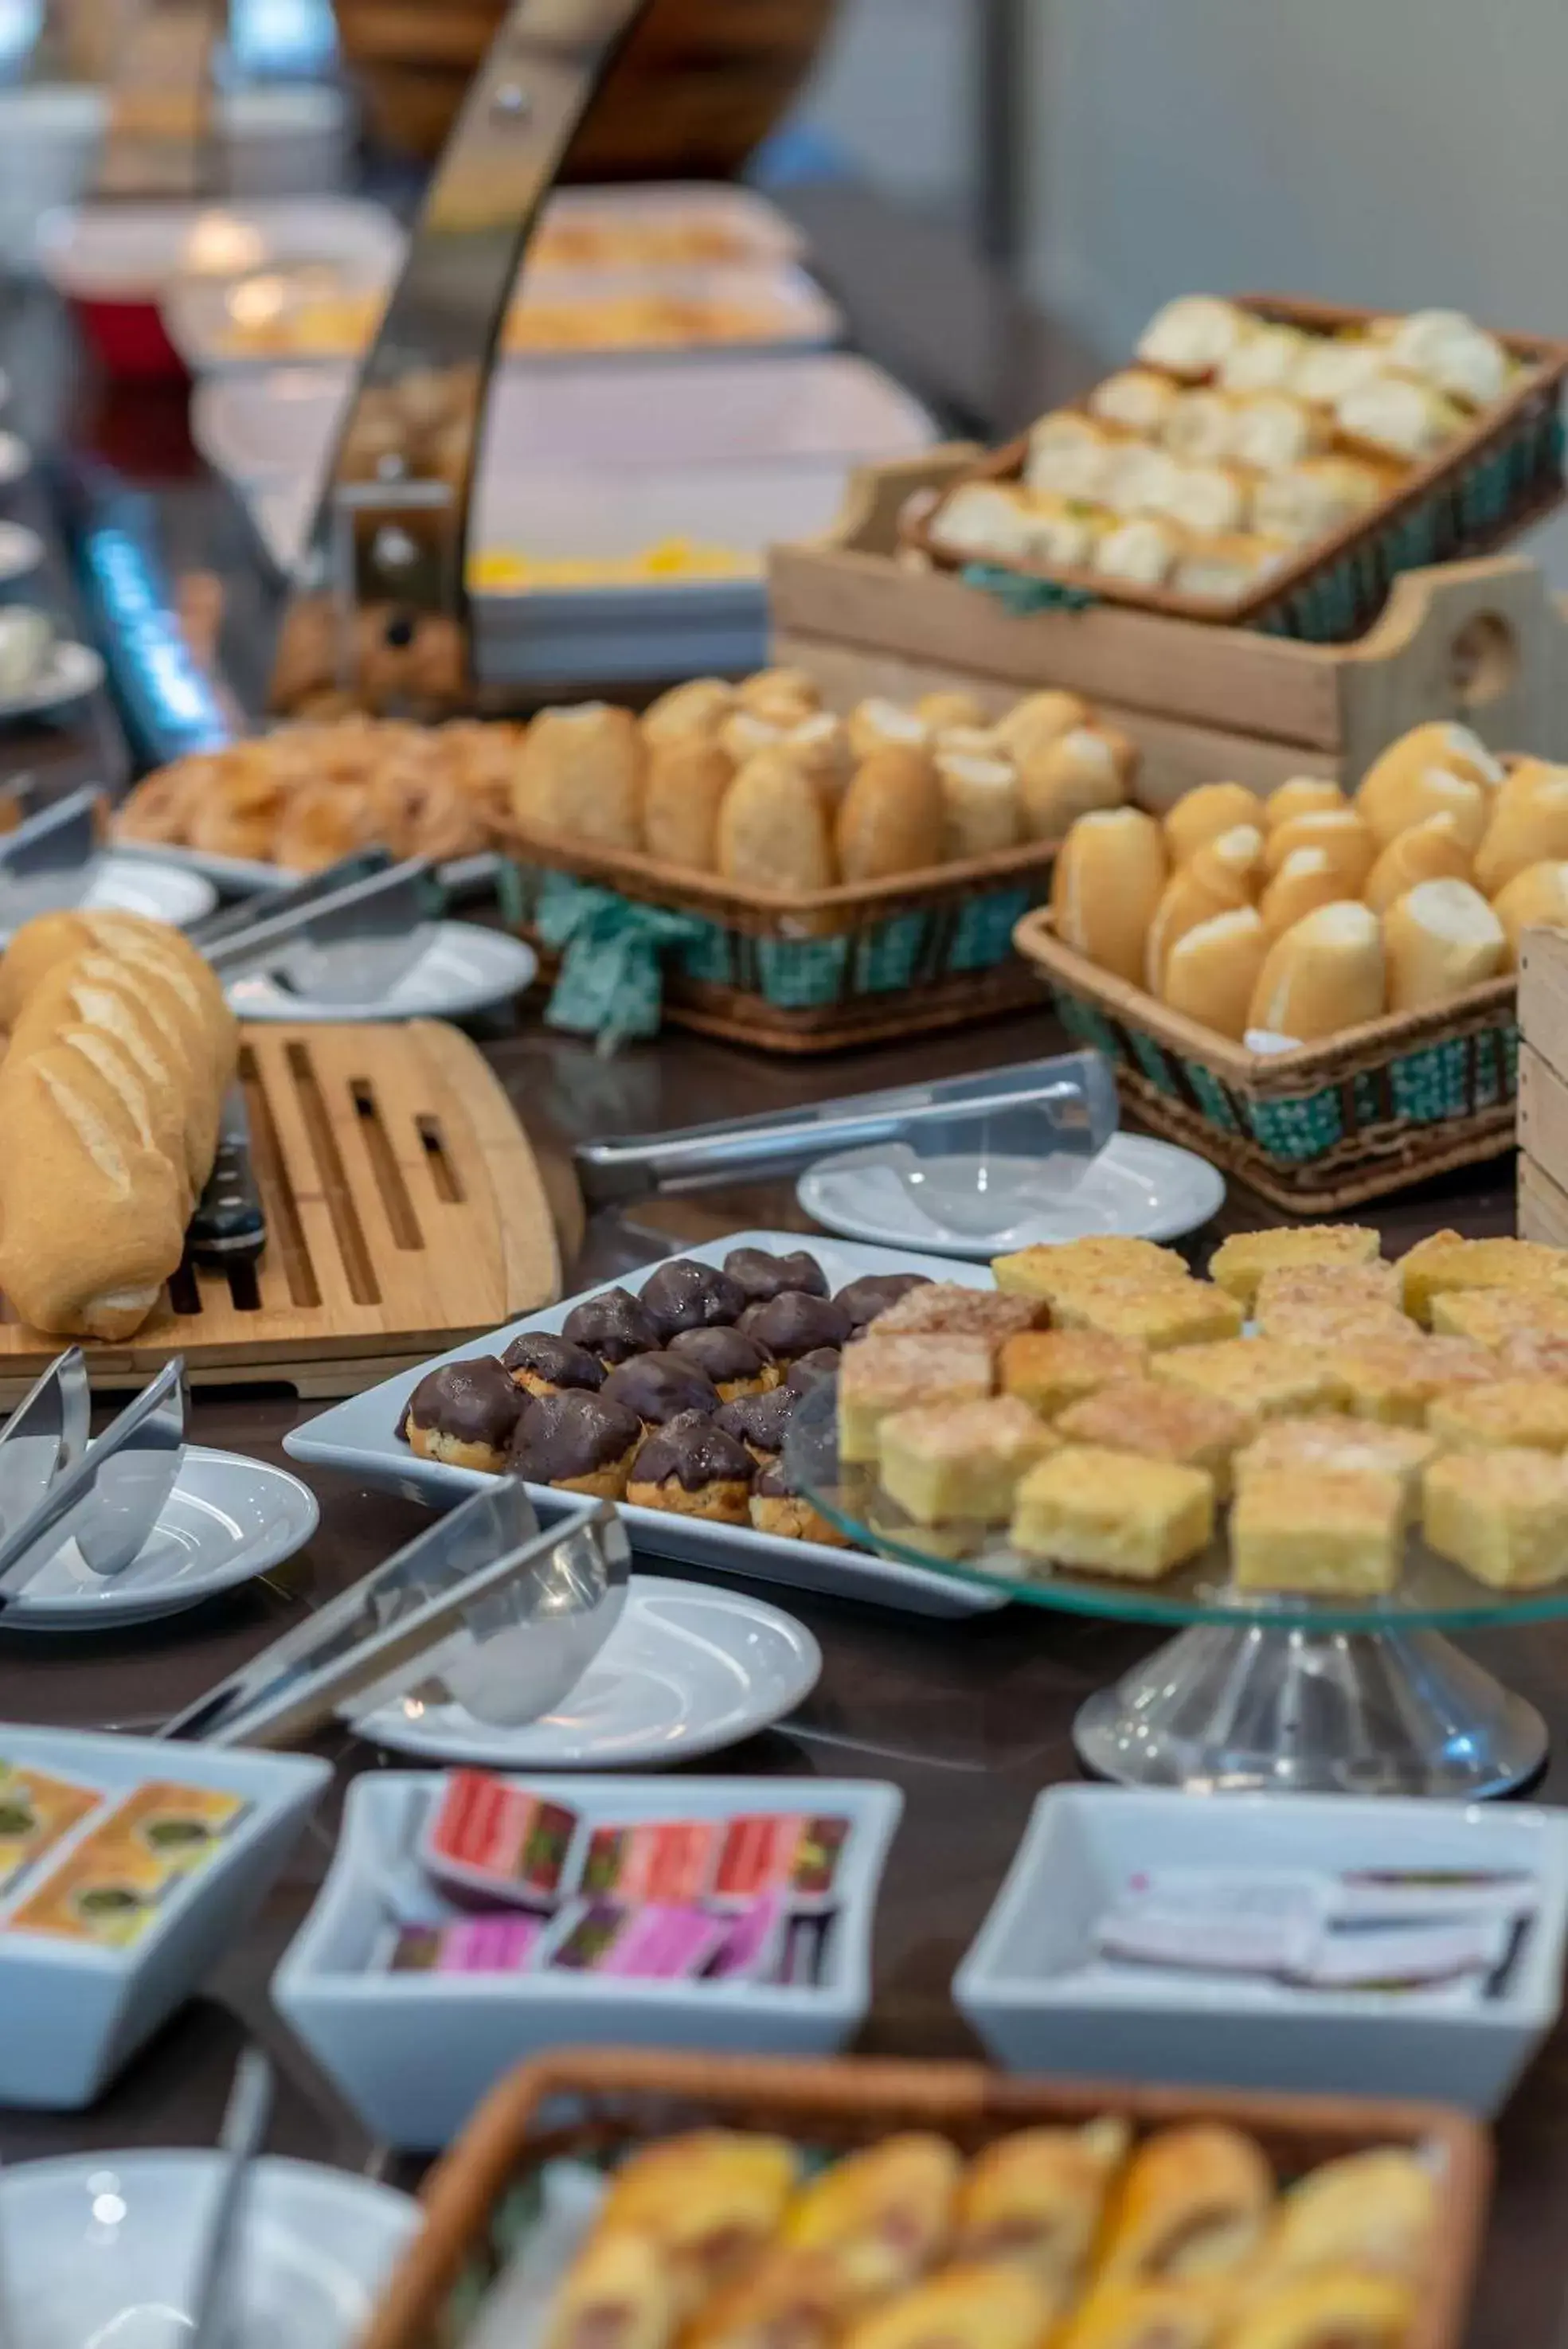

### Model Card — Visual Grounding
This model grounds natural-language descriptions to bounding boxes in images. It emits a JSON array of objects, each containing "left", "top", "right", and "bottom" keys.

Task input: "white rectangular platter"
[{"left": 284, "top": 1230, "right": 1005, "bottom": 1620}]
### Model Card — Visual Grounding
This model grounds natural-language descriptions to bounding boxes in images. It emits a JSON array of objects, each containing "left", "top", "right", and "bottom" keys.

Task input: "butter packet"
[
  {"left": 0, "top": 1763, "right": 104, "bottom": 1896},
  {"left": 93, "top": 1782, "right": 250, "bottom": 1882},
  {"left": 7, "top": 1843, "right": 169, "bottom": 1950}
]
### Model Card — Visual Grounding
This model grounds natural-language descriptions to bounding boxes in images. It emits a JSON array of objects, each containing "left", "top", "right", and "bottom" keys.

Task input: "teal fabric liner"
[{"left": 960, "top": 562, "right": 1098, "bottom": 616}]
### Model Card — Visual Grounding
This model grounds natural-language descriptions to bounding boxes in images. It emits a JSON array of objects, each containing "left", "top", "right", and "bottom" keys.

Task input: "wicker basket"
[
  {"left": 1014, "top": 908, "right": 1517, "bottom": 1214},
  {"left": 506, "top": 827, "right": 1054, "bottom": 1053},
  {"left": 359, "top": 2048, "right": 1492, "bottom": 2349},
  {"left": 910, "top": 295, "right": 1568, "bottom": 643}
]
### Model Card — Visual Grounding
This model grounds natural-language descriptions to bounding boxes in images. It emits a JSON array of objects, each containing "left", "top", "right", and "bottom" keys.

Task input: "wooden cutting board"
[{"left": 0, "top": 1021, "right": 561, "bottom": 1402}]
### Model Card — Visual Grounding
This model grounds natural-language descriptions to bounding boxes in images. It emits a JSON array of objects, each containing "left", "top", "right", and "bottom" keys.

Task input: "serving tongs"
[
  {"left": 199, "top": 854, "right": 438, "bottom": 1001},
  {"left": 0, "top": 785, "right": 108, "bottom": 925},
  {"left": 159, "top": 1479, "right": 630, "bottom": 1748},
  {"left": 0, "top": 1357, "right": 185, "bottom": 1604}
]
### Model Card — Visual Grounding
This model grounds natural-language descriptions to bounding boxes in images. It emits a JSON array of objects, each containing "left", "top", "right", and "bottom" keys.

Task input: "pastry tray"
[{"left": 283, "top": 1231, "right": 1007, "bottom": 1620}]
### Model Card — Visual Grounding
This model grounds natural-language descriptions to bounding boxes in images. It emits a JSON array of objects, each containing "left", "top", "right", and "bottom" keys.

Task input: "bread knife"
[{"left": 187, "top": 1083, "right": 267, "bottom": 1268}]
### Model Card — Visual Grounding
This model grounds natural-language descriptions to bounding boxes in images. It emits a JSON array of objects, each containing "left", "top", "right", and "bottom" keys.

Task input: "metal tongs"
[
  {"left": 0, "top": 786, "right": 107, "bottom": 926},
  {"left": 0, "top": 1355, "right": 185, "bottom": 1605},
  {"left": 195, "top": 853, "right": 438, "bottom": 1002}
]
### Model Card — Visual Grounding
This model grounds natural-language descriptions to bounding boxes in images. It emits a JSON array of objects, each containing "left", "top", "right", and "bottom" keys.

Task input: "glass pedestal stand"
[{"left": 787, "top": 1386, "right": 1559, "bottom": 1800}]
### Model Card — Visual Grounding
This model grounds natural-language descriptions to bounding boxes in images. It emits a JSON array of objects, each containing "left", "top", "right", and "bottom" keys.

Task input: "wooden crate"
[
  {"left": 0, "top": 1019, "right": 560, "bottom": 1402},
  {"left": 1517, "top": 924, "right": 1568, "bottom": 1241},
  {"left": 769, "top": 450, "right": 1568, "bottom": 810}
]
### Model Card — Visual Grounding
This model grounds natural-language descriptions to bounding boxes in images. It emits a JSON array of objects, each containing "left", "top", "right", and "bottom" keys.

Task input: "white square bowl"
[
  {"left": 272, "top": 1772, "right": 902, "bottom": 2150},
  {"left": 0, "top": 1725, "right": 331, "bottom": 2108},
  {"left": 954, "top": 1785, "right": 1568, "bottom": 2116}
]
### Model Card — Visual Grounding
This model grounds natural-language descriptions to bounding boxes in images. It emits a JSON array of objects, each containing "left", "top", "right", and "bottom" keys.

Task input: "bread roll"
[
  {"left": 737, "top": 666, "right": 819, "bottom": 719},
  {"left": 1162, "top": 388, "right": 1239, "bottom": 463},
  {"left": 1363, "top": 813, "right": 1472, "bottom": 914},
  {"left": 1356, "top": 722, "right": 1502, "bottom": 846},
  {"left": 1384, "top": 308, "right": 1508, "bottom": 409},
  {"left": 1473, "top": 761, "right": 1568, "bottom": 894},
  {"left": 1093, "top": 517, "right": 1182, "bottom": 586},
  {"left": 641, "top": 677, "right": 733, "bottom": 749},
  {"left": 1162, "top": 905, "right": 1269, "bottom": 1039},
  {"left": 1136, "top": 295, "right": 1249, "bottom": 380},
  {"left": 1144, "top": 823, "right": 1261, "bottom": 991},
  {"left": 1019, "top": 727, "right": 1133, "bottom": 841},
  {"left": 1263, "top": 810, "right": 1376, "bottom": 893},
  {"left": 512, "top": 704, "right": 643, "bottom": 850},
  {"left": 1336, "top": 373, "right": 1466, "bottom": 461},
  {"left": 1052, "top": 807, "right": 1167, "bottom": 984},
  {"left": 993, "top": 691, "right": 1091, "bottom": 764},
  {"left": 1248, "top": 901, "right": 1386, "bottom": 1042},
  {"left": 1154, "top": 459, "right": 1253, "bottom": 537},
  {"left": 718, "top": 750, "right": 835, "bottom": 894},
  {"left": 1089, "top": 367, "right": 1183, "bottom": 436},
  {"left": 836, "top": 746, "right": 945, "bottom": 882},
  {"left": 718, "top": 709, "right": 786, "bottom": 766},
  {"left": 12, "top": 956, "right": 220, "bottom": 1194},
  {"left": 1227, "top": 392, "right": 1329, "bottom": 472},
  {"left": 1257, "top": 846, "right": 1349, "bottom": 940},
  {"left": 1218, "top": 320, "right": 1312, "bottom": 395},
  {"left": 1493, "top": 861, "right": 1568, "bottom": 965},
  {"left": 1383, "top": 879, "right": 1506, "bottom": 1012},
  {"left": 1262, "top": 778, "right": 1347, "bottom": 831},
  {"left": 1164, "top": 782, "right": 1262, "bottom": 866},
  {"left": 1023, "top": 414, "right": 1123, "bottom": 501},
  {"left": 782, "top": 713, "right": 855, "bottom": 808},
  {"left": 935, "top": 753, "right": 1020, "bottom": 860},
  {"left": 915, "top": 690, "right": 988, "bottom": 732},
  {"left": 847, "top": 698, "right": 930, "bottom": 762},
  {"left": 1253, "top": 456, "right": 1391, "bottom": 543},
  {"left": 642, "top": 740, "right": 733, "bottom": 872}
]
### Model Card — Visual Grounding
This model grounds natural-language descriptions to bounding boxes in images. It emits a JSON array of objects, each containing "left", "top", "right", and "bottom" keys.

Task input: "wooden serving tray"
[{"left": 0, "top": 1020, "right": 560, "bottom": 1403}]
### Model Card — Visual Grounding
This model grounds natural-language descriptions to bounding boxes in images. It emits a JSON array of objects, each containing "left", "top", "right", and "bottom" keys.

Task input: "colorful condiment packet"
[
  {"left": 581, "top": 1821, "right": 718, "bottom": 1904},
  {"left": 389, "top": 1913, "right": 546, "bottom": 1974},
  {"left": 709, "top": 1894, "right": 790, "bottom": 1982},
  {"left": 95, "top": 1782, "right": 249, "bottom": 1880},
  {"left": 0, "top": 1763, "right": 104, "bottom": 1897},
  {"left": 710, "top": 1814, "right": 851, "bottom": 1908},
  {"left": 8, "top": 1842, "right": 170, "bottom": 1949},
  {"left": 545, "top": 1898, "right": 729, "bottom": 1979},
  {"left": 424, "top": 1772, "right": 579, "bottom": 1906}
]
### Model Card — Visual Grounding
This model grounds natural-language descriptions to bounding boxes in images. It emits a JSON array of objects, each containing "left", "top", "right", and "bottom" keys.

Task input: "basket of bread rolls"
[
  {"left": 501, "top": 666, "right": 1137, "bottom": 1051},
  {"left": 912, "top": 292, "right": 1568, "bottom": 643},
  {"left": 1012, "top": 718, "right": 1561, "bottom": 1213}
]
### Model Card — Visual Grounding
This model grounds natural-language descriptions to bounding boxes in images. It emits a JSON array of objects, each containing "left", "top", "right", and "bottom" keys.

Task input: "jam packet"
[
  {"left": 708, "top": 1894, "right": 789, "bottom": 1982},
  {"left": 96, "top": 1782, "right": 249, "bottom": 1882},
  {"left": 424, "top": 1771, "right": 579, "bottom": 1906},
  {"left": 7, "top": 1842, "right": 170, "bottom": 1950},
  {"left": 0, "top": 1763, "right": 103, "bottom": 1896},
  {"left": 581, "top": 1821, "right": 718, "bottom": 1904},
  {"left": 545, "top": 1898, "right": 729, "bottom": 1980},
  {"left": 388, "top": 1913, "right": 545, "bottom": 1974},
  {"left": 710, "top": 1814, "right": 851, "bottom": 1909}
]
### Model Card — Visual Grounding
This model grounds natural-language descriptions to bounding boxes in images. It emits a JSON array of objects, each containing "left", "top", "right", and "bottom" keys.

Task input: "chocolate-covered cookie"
[
  {"left": 509, "top": 1390, "right": 642, "bottom": 1498},
  {"left": 500, "top": 1331, "right": 606, "bottom": 1397},
  {"left": 637, "top": 1257, "right": 745, "bottom": 1340},
  {"left": 741, "top": 1291, "right": 852, "bottom": 1361},
  {"left": 627, "top": 1409, "right": 754, "bottom": 1523},
  {"left": 723, "top": 1246, "right": 829, "bottom": 1305},
  {"left": 714, "top": 1384, "right": 798, "bottom": 1462},
  {"left": 560, "top": 1286, "right": 659, "bottom": 1365},
  {"left": 667, "top": 1325, "right": 776, "bottom": 1400},
  {"left": 602, "top": 1350, "right": 721, "bottom": 1425},
  {"left": 750, "top": 1456, "right": 851, "bottom": 1548},
  {"left": 833, "top": 1272, "right": 933, "bottom": 1331},
  {"left": 785, "top": 1347, "right": 842, "bottom": 1397},
  {"left": 404, "top": 1357, "right": 524, "bottom": 1473}
]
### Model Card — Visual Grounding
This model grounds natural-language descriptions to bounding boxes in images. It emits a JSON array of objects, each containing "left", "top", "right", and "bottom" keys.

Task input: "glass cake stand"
[{"left": 784, "top": 1386, "right": 1564, "bottom": 1800}]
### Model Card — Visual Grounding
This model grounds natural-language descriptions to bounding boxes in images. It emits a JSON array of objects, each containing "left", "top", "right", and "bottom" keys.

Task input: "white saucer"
[
  {"left": 0, "top": 639, "right": 104, "bottom": 719},
  {"left": 350, "top": 1576, "right": 821, "bottom": 1766},
  {"left": 798, "top": 1134, "right": 1226, "bottom": 1259},
  {"left": 227, "top": 920, "right": 538, "bottom": 1023},
  {"left": 0, "top": 850, "right": 217, "bottom": 946},
  {"left": 0, "top": 521, "right": 42, "bottom": 583},
  {"left": 2, "top": 1446, "right": 319, "bottom": 1629},
  {"left": 0, "top": 2151, "right": 416, "bottom": 2349}
]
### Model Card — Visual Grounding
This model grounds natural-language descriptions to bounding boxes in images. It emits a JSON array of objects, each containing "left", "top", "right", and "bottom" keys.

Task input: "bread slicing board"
[{"left": 0, "top": 1020, "right": 561, "bottom": 1401}]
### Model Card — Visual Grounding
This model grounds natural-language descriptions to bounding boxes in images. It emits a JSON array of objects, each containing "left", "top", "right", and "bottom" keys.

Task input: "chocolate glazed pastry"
[
  {"left": 509, "top": 1390, "right": 643, "bottom": 1499},
  {"left": 500, "top": 1332, "right": 606, "bottom": 1397},
  {"left": 403, "top": 1357, "right": 524, "bottom": 1473},
  {"left": 741, "top": 1292, "right": 853, "bottom": 1361},
  {"left": 723, "top": 1246, "right": 830, "bottom": 1305},
  {"left": 751, "top": 1458, "right": 850, "bottom": 1547},
  {"left": 638, "top": 1257, "right": 746, "bottom": 1340},
  {"left": 786, "top": 1347, "right": 842, "bottom": 1397},
  {"left": 714, "top": 1383, "right": 797, "bottom": 1464},
  {"left": 834, "top": 1272, "right": 933, "bottom": 1332},
  {"left": 627, "top": 1409, "right": 755, "bottom": 1523},
  {"left": 667, "top": 1325, "right": 777, "bottom": 1400},
  {"left": 560, "top": 1286, "right": 660, "bottom": 1365},
  {"left": 602, "top": 1351, "right": 721, "bottom": 1425}
]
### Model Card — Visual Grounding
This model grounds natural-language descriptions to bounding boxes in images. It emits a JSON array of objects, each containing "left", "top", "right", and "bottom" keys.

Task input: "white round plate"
[
  {"left": 798, "top": 1133, "right": 1226, "bottom": 1258},
  {"left": 0, "top": 852, "right": 217, "bottom": 947},
  {"left": 3, "top": 1446, "right": 319, "bottom": 1629},
  {"left": 0, "top": 520, "right": 42, "bottom": 582},
  {"left": 351, "top": 1575, "right": 821, "bottom": 1766},
  {"left": 0, "top": 2150, "right": 417, "bottom": 2349},
  {"left": 227, "top": 920, "right": 538, "bottom": 1022},
  {"left": 0, "top": 639, "right": 104, "bottom": 718}
]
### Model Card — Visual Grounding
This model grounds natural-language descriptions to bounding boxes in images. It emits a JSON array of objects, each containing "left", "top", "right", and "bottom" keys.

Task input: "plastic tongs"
[
  {"left": 0, "top": 1354, "right": 185, "bottom": 1605},
  {"left": 192, "top": 851, "right": 439, "bottom": 1002}
]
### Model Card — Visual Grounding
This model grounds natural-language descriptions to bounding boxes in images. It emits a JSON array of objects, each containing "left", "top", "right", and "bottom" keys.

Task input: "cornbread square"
[
  {"left": 871, "top": 1283, "right": 1044, "bottom": 1347},
  {"left": 991, "top": 1237, "right": 1187, "bottom": 1302},
  {"left": 1333, "top": 1335, "right": 1496, "bottom": 1427},
  {"left": 1236, "top": 1416, "right": 1436, "bottom": 1522},
  {"left": 1398, "top": 1231, "right": 1568, "bottom": 1326},
  {"left": 1253, "top": 1300, "right": 1415, "bottom": 1348},
  {"left": 1423, "top": 1448, "right": 1568, "bottom": 1589},
  {"left": 1209, "top": 1225, "right": 1383, "bottom": 1309},
  {"left": 878, "top": 1395, "right": 1055, "bottom": 1525},
  {"left": 1427, "top": 1378, "right": 1568, "bottom": 1455},
  {"left": 1055, "top": 1377, "right": 1250, "bottom": 1496},
  {"left": 999, "top": 1329, "right": 1147, "bottom": 1417},
  {"left": 1053, "top": 1280, "right": 1244, "bottom": 1350},
  {"left": 1497, "top": 1334, "right": 1568, "bottom": 1381},
  {"left": 837, "top": 1335, "right": 993, "bottom": 1465},
  {"left": 1430, "top": 1288, "right": 1568, "bottom": 1346},
  {"left": 1011, "top": 1445, "right": 1214, "bottom": 1581},
  {"left": 1231, "top": 1466, "right": 1403, "bottom": 1595},
  {"left": 1253, "top": 1263, "right": 1408, "bottom": 1342},
  {"left": 1154, "top": 1339, "right": 1344, "bottom": 1426}
]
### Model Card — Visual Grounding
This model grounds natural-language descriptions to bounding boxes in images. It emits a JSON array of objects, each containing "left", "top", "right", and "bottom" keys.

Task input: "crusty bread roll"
[
  {"left": 1363, "top": 812, "right": 1472, "bottom": 914},
  {"left": 1383, "top": 879, "right": 1506, "bottom": 1012},
  {"left": 1089, "top": 367, "right": 1182, "bottom": 436},
  {"left": 12, "top": 956, "right": 221, "bottom": 1195},
  {"left": 1051, "top": 807, "right": 1167, "bottom": 984},
  {"left": 935, "top": 752, "right": 1020, "bottom": 860},
  {"left": 992, "top": 690, "right": 1091, "bottom": 764},
  {"left": 737, "top": 666, "right": 819, "bottom": 718},
  {"left": 717, "top": 749, "right": 835, "bottom": 894},
  {"left": 1144, "top": 823, "right": 1262, "bottom": 992},
  {"left": 781, "top": 713, "right": 854, "bottom": 809},
  {"left": 1262, "top": 777, "right": 1347, "bottom": 831},
  {"left": 1136, "top": 294, "right": 1248, "bottom": 380},
  {"left": 642, "top": 740, "right": 733, "bottom": 872},
  {"left": 718, "top": 709, "right": 786, "bottom": 766},
  {"left": 836, "top": 746, "right": 945, "bottom": 882},
  {"left": 1162, "top": 905, "right": 1269, "bottom": 1040},
  {"left": 512, "top": 704, "right": 643, "bottom": 850},
  {"left": 1262, "top": 810, "right": 1376, "bottom": 893},
  {"left": 1247, "top": 901, "right": 1386, "bottom": 1042},
  {"left": 1472, "top": 760, "right": 1568, "bottom": 895},
  {"left": 1492, "top": 861, "right": 1568, "bottom": 966},
  {"left": 915, "top": 690, "right": 989, "bottom": 732},
  {"left": 1164, "top": 782, "right": 1264, "bottom": 866},
  {"left": 1162, "top": 388, "right": 1239, "bottom": 463},
  {"left": 1257, "top": 846, "right": 1350, "bottom": 940},
  {"left": 640, "top": 676, "right": 734, "bottom": 749},
  {"left": 847, "top": 698, "right": 931, "bottom": 763},
  {"left": 1019, "top": 726, "right": 1133, "bottom": 841},
  {"left": 1356, "top": 721, "right": 1502, "bottom": 846},
  {"left": 1336, "top": 373, "right": 1465, "bottom": 462}
]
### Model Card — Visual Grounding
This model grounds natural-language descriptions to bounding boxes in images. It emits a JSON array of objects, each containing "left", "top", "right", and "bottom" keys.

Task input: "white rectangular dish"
[
  {"left": 283, "top": 1231, "right": 1004, "bottom": 1618},
  {"left": 0, "top": 1726, "right": 330, "bottom": 2108},
  {"left": 37, "top": 194, "right": 398, "bottom": 301},
  {"left": 272, "top": 1771, "right": 901, "bottom": 2148},
  {"left": 955, "top": 1784, "right": 1568, "bottom": 2116}
]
